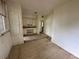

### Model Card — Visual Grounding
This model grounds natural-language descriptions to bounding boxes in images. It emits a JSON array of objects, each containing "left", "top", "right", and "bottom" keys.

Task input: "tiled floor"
[{"left": 8, "top": 38, "right": 79, "bottom": 59}]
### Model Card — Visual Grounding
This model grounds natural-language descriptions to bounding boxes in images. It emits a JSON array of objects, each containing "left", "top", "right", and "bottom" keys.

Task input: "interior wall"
[
  {"left": 37, "top": 15, "right": 45, "bottom": 34},
  {"left": 7, "top": 0, "right": 24, "bottom": 45},
  {"left": 45, "top": 0, "right": 79, "bottom": 58},
  {"left": 36, "top": 15, "right": 41, "bottom": 34},
  {"left": 44, "top": 14, "right": 53, "bottom": 37},
  {"left": 0, "top": 1, "right": 12, "bottom": 59},
  {"left": 0, "top": 32, "right": 12, "bottom": 59}
]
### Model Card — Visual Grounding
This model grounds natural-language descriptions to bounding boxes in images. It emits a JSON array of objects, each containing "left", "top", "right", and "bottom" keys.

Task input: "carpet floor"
[{"left": 8, "top": 38, "right": 79, "bottom": 59}]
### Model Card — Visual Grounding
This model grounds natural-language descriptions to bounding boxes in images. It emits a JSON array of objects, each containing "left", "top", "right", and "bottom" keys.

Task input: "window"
[{"left": 0, "top": 0, "right": 9, "bottom": 35}]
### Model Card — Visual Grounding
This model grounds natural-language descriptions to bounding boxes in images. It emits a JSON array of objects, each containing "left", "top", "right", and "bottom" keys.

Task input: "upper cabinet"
[
  {"left": 22, "top": 16, "right": 38, "bottom": 36},
  {"left": 23, "top": 16, "right": 37, "bottom": 28}
]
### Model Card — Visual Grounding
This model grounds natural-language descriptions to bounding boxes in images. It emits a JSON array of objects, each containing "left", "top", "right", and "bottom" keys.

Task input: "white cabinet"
[
  {"left": 22, "top": 16, "right": 37, "bottom": 36},
  {"left": 23, "top": 28, "right": 37, "bottom": 35}
]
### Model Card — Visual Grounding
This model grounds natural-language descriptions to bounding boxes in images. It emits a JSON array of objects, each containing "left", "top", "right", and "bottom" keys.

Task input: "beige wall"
[
  {"left": 37, "top": 15, "right": 45, "bottom": 34},
  {"left": 0, "top": 0, "right": 24, "bottom": 59},
  {"left": 44, "top": 14, "right": 53, "bottom": 36},
  {"left": 0, "top": 1, "right": 12, "bottom": 59},
  {"left": 36, "top": 15, "right": 41, "bottom": 34},
  {"left": 7, "top": 0, "right": 24, "bottom": 45},
  {"left": 45, "top": 0, "right": 79, "bottom": 58},
  {"left": 0, "top": 32, "right": 12, "bottom": 59}
]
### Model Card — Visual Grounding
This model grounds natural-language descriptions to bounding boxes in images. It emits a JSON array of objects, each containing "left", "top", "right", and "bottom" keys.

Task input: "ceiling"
[{"left": 20, "top": 0, "right": 69, "bottom": 16}]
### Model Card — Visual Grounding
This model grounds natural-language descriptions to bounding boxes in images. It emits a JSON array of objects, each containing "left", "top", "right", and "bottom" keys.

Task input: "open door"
[{"left": 40, "top": 20, "right": 44, "bottom": 33}]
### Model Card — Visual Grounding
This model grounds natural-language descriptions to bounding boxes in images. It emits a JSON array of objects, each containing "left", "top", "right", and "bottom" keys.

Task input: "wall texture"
[
  {"left": 37, "top": 15, "right": 45, "bottom": 34},
  {"left": 0, "top": 0, "right": 24, "bottom": 59},
  {"left": 0, "top": 32, "right": 12, "bottom": 59},
  {"left": 0, "top": 1, "right": 12, "bottom": 59},
  {"left": 44, "top": 14, "right": 53, "bottom": 37},
  {"left": 45, "top": 0, "right": 79, "bottom": 58},
  {"left": 7, "top": 0, "right": 24, "bottom": 45}
]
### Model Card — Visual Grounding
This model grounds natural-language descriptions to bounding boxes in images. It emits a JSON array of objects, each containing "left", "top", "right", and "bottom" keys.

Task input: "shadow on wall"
[{"left": 45, "top": 0, "right": 79, "bottom": 58}]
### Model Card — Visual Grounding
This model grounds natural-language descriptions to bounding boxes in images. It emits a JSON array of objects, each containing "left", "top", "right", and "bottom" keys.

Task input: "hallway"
[
  {"left": 1, "top": 0, "right": 79, "bottom": 59},
  {"left": 7, "top": 37, "right": 78, "bottom": 59}
]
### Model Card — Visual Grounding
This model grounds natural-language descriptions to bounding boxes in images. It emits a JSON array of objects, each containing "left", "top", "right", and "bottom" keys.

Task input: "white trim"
[
  {"left": 51, "top": 38, "right": 79, "bottom": 58},
  {"left": 2, "top": 16, "right": 6, "bottom": 31}
]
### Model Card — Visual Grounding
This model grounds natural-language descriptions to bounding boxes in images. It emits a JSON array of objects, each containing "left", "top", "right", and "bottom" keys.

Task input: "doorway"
[{"left": 40, "top": 20, "right": 44, "bottom": 33}]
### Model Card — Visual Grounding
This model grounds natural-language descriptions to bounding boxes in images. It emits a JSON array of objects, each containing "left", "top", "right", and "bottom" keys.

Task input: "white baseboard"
[{"left": 51, "top": 38, "right": 79, "bottom": 59}]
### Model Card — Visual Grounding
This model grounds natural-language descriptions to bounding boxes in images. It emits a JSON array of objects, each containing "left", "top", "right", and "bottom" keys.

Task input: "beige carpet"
[{"left": 8, "top": 38, "right": 79, "bottom": 59}]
